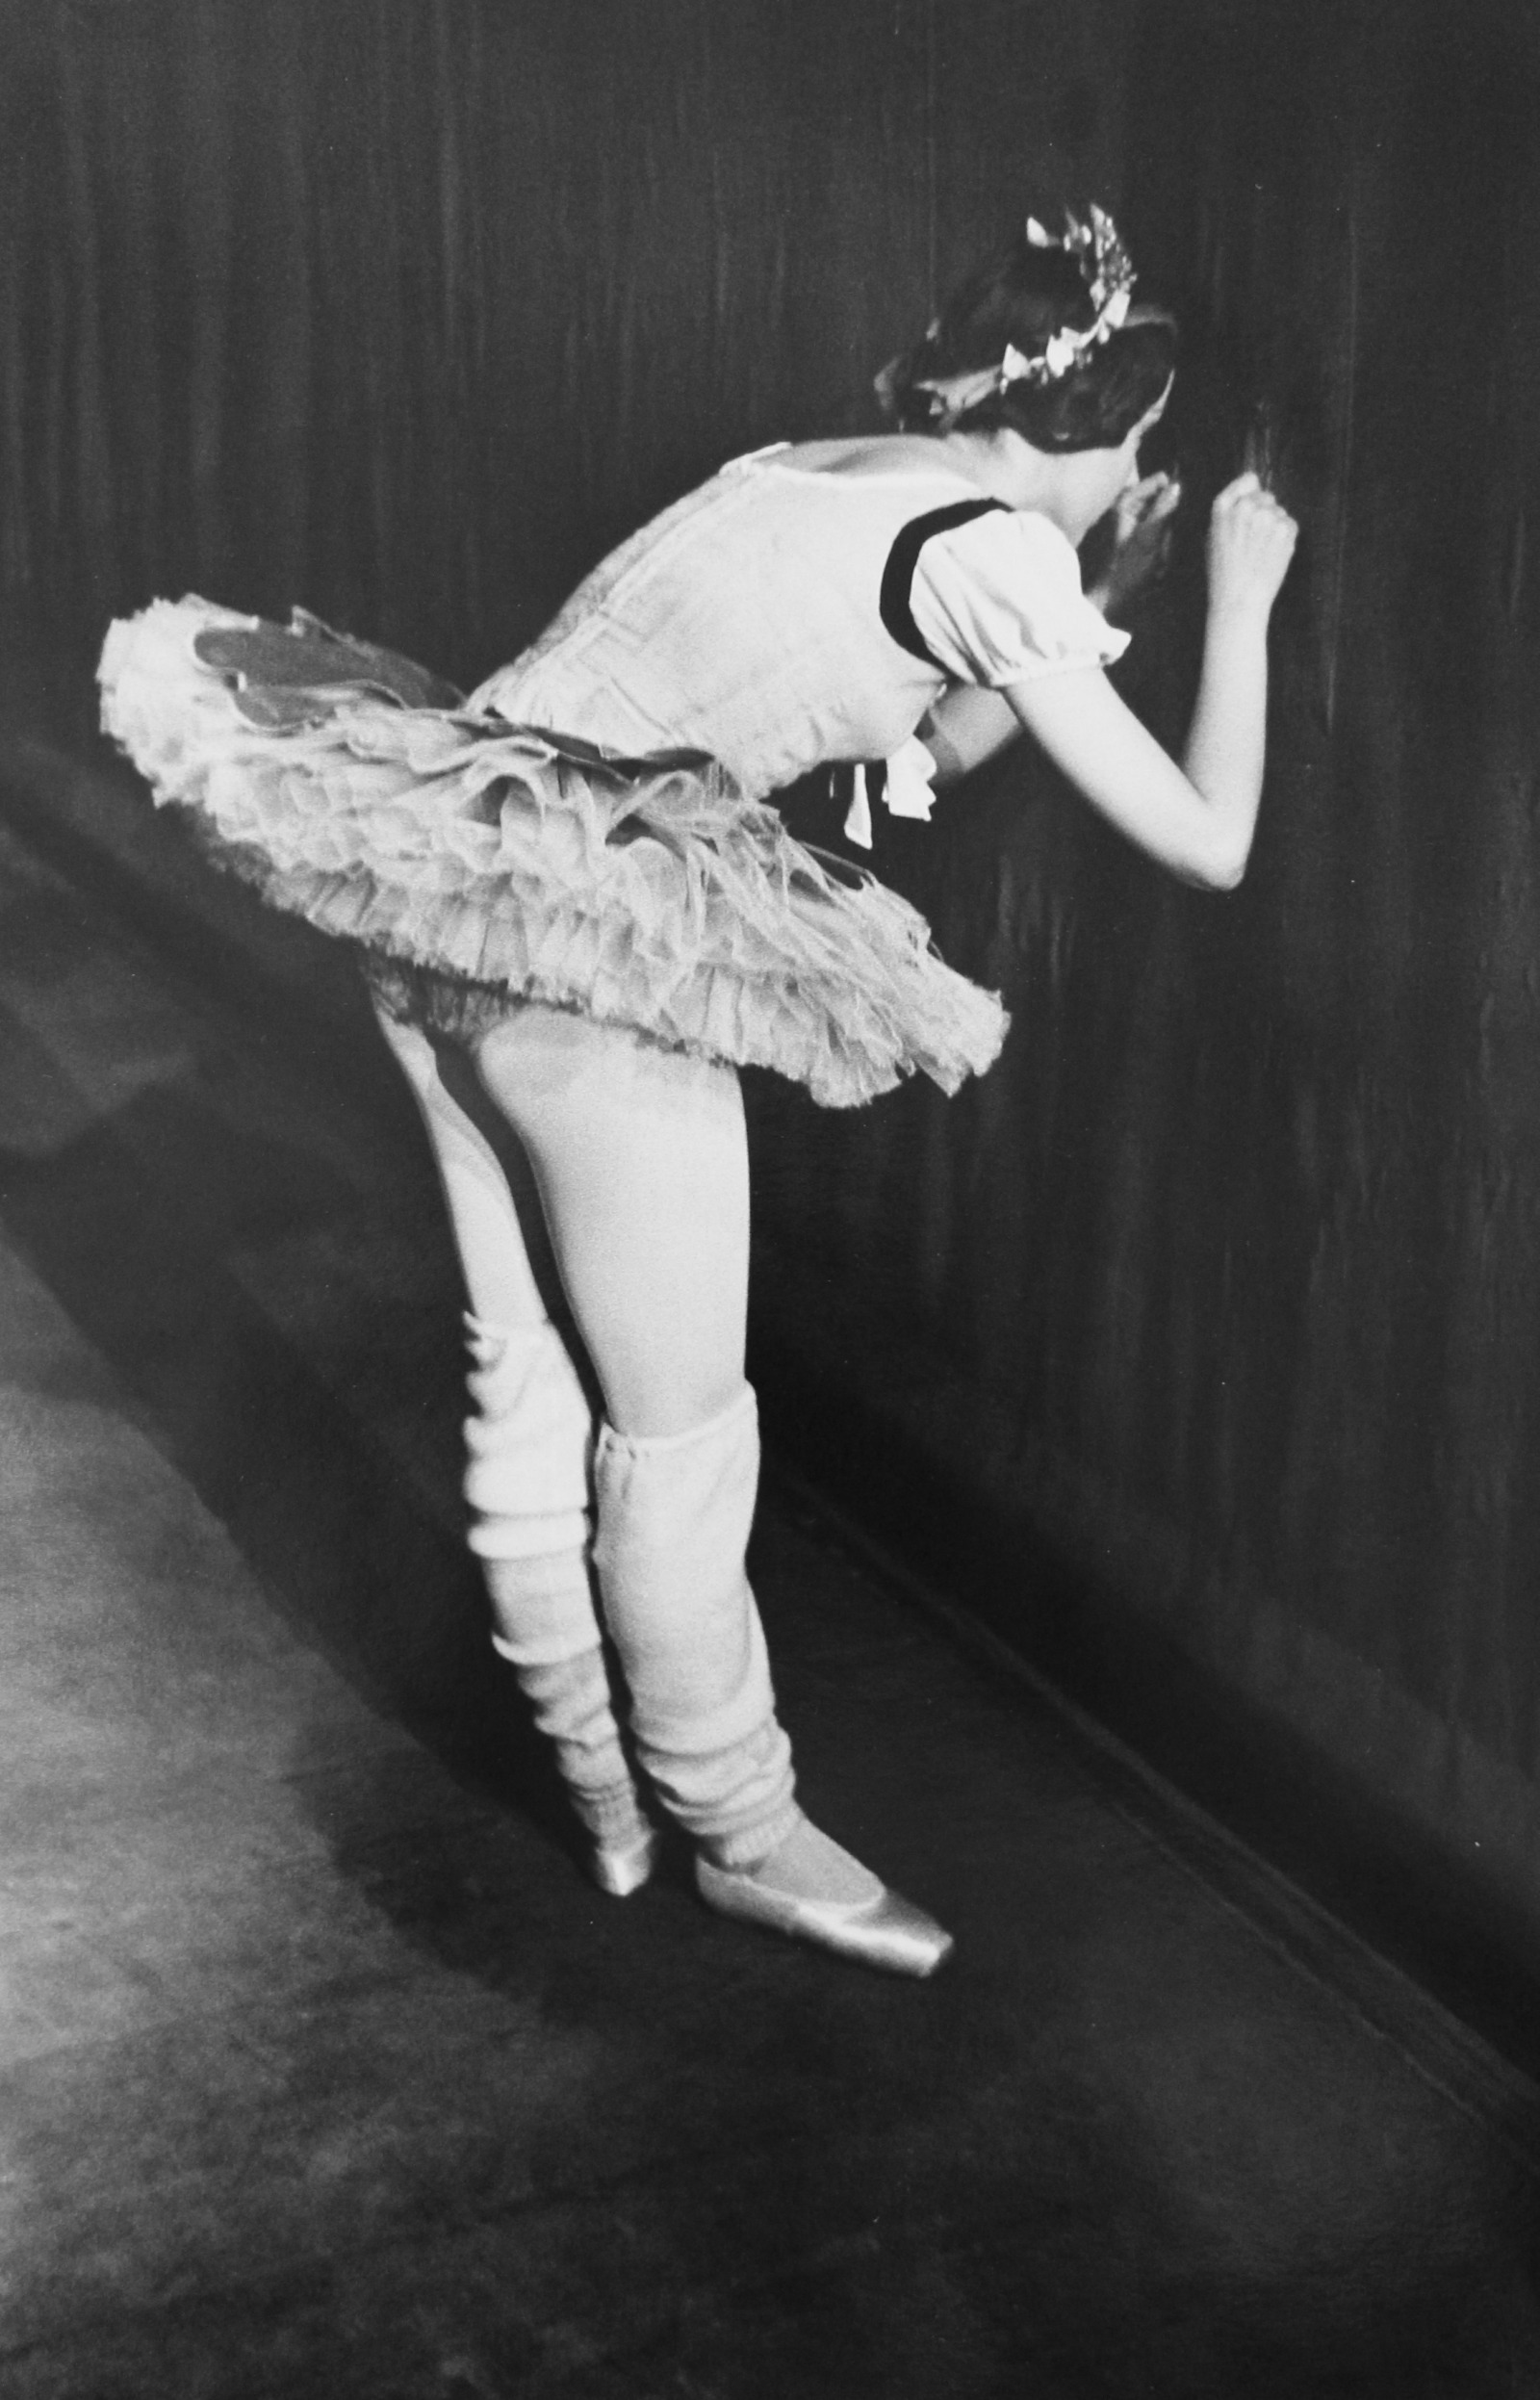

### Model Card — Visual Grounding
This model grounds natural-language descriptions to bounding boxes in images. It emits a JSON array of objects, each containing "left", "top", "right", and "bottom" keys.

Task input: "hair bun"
[{"left": 880, "top": 204, "right": 1173, "bottom": 452}]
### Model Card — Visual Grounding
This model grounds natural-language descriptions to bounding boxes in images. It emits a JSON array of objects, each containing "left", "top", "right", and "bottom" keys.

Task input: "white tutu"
[{"left": 97, "top": 596, "right": 1009, "bottom": 1109}]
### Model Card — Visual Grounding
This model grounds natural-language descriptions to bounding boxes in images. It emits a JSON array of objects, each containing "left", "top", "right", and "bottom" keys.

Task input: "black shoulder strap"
[{"left": 879, "top": 496, "right": 1011, "bottom": 670}]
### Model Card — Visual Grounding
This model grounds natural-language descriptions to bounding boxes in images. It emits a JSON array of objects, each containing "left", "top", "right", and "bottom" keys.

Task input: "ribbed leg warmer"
[
  {"left": 465, "top": 1313, "right": 651, "bottom": 1850},
  {"left": 462, "top": 1311, "right": 592, "bottom": 1572},
  {"left": 593, "top": 1385, "right": 798, "bottom": 1871}
]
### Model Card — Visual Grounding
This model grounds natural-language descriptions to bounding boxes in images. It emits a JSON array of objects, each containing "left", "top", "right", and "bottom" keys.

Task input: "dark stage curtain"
[
  {"left": 0, "top": 0, "right": 1124, "bottom": 680},
  {"left": 8, "top": 0, "right": 1540, "bottom": 2014},
  {"left": 752, "top": 0, "right": 1540, "bottom": 2013}
]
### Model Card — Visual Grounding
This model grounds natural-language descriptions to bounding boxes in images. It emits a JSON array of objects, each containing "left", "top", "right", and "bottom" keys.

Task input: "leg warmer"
[
  {"left": 372, "top": 1006, "right": 650, "bottom": 1861},
  {"left": 593, "top": 1386, "right": 798, "bottom": 1869},
  {"left": 465, "top": 1316, "right": 649, "bottom": 1851},
  {"left": 503, "top": 1597, "right": 652, "bottom": 1845},
  {"left": 463, "top": 1313, "right": 593, "bottom": 1568}
]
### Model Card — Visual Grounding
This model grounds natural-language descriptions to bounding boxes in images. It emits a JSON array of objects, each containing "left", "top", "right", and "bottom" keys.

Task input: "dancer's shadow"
[{"left": 0, "top": 1057, "right": 577, "bottom": 1852}]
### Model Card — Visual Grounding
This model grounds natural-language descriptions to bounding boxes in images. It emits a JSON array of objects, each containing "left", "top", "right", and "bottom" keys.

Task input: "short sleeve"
[{"left": 906, "top": 508, "right": 1130, "bottom": 688}]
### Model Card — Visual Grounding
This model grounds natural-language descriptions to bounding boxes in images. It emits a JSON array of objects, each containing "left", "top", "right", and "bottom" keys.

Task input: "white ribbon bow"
[{"left": 842, "top": 735, "right": 938, "bottom": 849}]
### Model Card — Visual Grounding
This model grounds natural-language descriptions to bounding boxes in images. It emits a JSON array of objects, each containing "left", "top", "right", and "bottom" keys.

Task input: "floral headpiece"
[{"left": 906, "top": 204, "right": 1138, "bottom": 427}]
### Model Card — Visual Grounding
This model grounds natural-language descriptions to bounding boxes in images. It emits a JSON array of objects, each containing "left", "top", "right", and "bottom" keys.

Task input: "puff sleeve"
[{"left": 906, "top": 507, "right": 1130, "bottom": 687}]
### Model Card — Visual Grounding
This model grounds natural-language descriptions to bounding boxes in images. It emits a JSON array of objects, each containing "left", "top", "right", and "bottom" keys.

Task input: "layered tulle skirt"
[{"left": 97, "top": 597, "right": 1008, "bottom": 1109}]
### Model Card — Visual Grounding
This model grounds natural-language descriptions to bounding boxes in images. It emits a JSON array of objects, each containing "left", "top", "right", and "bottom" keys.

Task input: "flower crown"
[{"left": 909, "top": 204, "right": 1138, "bottom": 426}]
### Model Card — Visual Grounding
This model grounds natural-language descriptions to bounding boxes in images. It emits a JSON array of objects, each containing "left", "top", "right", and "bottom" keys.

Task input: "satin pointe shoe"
[
  {"left": 695, "top": 1854, "right": 954, "bottom": 1977},
  {"left": 590, "top": 1820, "right": 664, "bottom": 1898}
]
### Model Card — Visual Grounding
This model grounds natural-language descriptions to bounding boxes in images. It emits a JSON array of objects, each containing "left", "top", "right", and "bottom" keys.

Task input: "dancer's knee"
[
  {"left": 592, "top": 1386, "right": 762, "bottom": 1713},
  {"left": 593, "top": 1387, "right": 758, "bottom": 1604}
]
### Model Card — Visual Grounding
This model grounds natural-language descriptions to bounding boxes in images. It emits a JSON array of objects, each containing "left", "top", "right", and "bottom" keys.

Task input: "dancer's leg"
[
  {"left": 473, "top": 1009, "right": 788, "bottom": 1848},
  {"left": 473, "top": 1009, "right": 952, "bottom": 1970},
  {"left": 475, "top": 1007, "right": 750, "bottom": 1440},
  {"left": 373, "top": 1002, "right": 654, "bottom": 1876}
]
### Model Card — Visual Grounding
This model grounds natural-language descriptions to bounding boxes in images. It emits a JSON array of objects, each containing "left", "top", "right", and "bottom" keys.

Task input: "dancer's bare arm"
[
  {"left": 920, "top": 472, "right": 1184, "bottom": 789},
  {"left": 1005, "top": 474, "right": 1296, "bottom": 889}
]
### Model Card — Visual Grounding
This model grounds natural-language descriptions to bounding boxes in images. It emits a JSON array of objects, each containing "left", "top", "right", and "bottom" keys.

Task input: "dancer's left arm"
[
  {"left": 1005, "top": 477, "right": 1296, "bottom": 888},
  {"left": 919, "top": 471, "right": 1181, "bottom": 790}
]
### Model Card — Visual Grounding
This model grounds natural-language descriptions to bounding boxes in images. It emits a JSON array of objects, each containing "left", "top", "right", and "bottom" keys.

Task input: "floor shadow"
[{"left": 0, "top": 1068, "right": 571, "bottom": 1844}]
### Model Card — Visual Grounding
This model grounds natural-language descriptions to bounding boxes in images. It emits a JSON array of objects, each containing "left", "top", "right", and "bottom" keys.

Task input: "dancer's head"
[{"left": 878, "top": 204, "right": 1177, "bottom": 454}]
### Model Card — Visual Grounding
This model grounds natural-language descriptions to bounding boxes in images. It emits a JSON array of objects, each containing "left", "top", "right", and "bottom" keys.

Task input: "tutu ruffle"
[{"left": 97, "top": 597, "right": 1008, "bottom": 1109}]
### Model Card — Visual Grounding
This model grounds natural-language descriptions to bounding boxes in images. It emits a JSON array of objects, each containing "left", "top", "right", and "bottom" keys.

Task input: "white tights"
[{"left": 374, "top": 999, "right": 798, "bottom": 1869}]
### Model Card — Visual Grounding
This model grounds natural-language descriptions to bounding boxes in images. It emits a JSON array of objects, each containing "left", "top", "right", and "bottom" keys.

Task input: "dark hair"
[{"left": 882, "top": 221, "right": 1177, "bottom": 453}]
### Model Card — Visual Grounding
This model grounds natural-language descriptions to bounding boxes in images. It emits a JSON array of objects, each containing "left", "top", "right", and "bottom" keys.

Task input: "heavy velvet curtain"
[
  {"left": 0, "top": 0, "right": 1125, "bottom": 677},
  {"left": 753, "top": 0, "right": 1540, "bottom": 2028},
  {"left": 7, "top": 0, "right": 1540, "bottom": 2029}
]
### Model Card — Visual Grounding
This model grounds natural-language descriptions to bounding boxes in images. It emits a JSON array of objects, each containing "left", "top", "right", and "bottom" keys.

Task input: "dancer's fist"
[{"left": 1208, "top": 472, "right": 1298, "bottom": 621}]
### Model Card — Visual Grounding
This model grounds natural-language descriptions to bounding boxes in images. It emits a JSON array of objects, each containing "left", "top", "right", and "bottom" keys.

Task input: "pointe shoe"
[
  {"left": 695, "top": 1854, "right": 954, "bottom": 1977},
  {"left": 590, "top": 1821, "right": 664, "bottom": 1898}
]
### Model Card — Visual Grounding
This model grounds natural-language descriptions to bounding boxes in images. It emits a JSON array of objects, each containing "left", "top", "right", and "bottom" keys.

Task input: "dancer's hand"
[
  {"left": 1090, "top": 471, "right": 1182, "bottom": 621},
  {"left": 1207, "top": 473, "right": 1297, "bottom": 627}
]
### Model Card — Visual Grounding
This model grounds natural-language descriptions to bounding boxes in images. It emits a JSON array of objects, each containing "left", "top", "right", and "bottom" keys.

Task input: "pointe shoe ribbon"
[{"left": 695, "top": 1856, "right": 954, "bottom": 1977}]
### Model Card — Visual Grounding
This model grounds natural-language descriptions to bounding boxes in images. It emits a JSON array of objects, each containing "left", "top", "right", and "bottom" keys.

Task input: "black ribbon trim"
[{"left": 878, "top": 497, "right": 1011, "bottom": 671}]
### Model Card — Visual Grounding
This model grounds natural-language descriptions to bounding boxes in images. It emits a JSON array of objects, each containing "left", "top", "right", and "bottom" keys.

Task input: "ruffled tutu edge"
[{"left": 98, "top": 597, "right": 1009, "bottom": 1110}]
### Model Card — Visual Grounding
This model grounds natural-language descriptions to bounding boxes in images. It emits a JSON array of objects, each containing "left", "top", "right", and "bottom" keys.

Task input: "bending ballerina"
[{"left": 99, "top": 205, "right": 1296, "bottom": 1978}]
